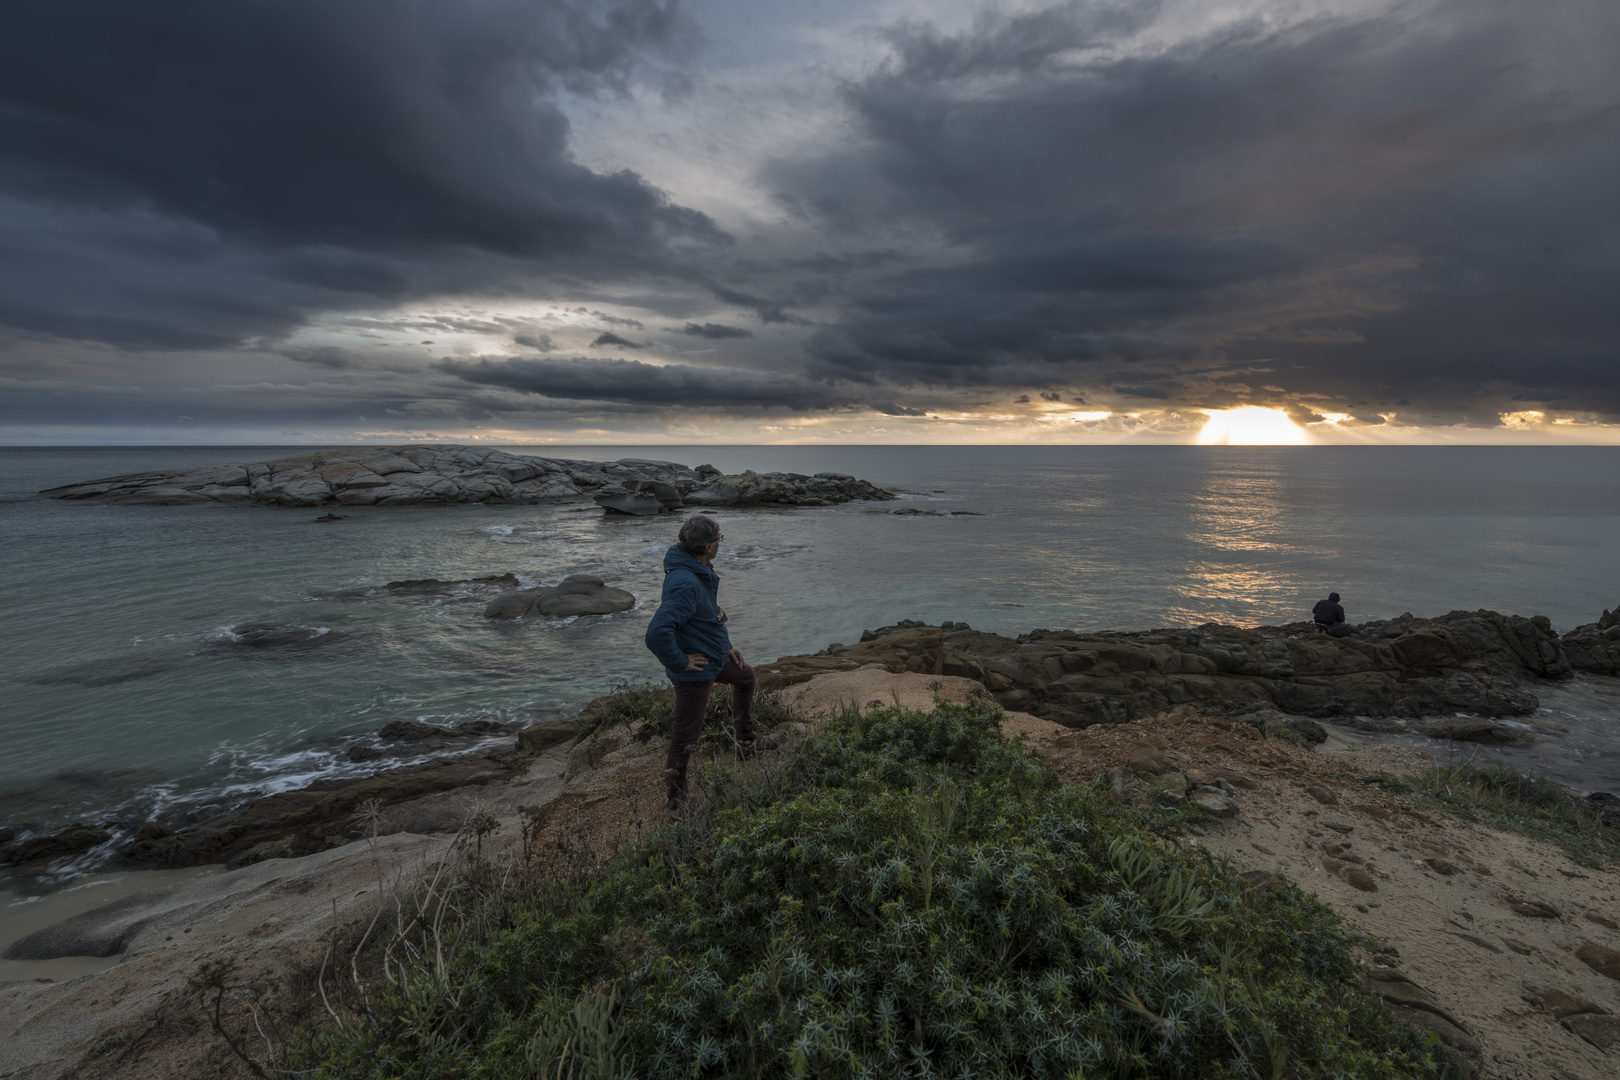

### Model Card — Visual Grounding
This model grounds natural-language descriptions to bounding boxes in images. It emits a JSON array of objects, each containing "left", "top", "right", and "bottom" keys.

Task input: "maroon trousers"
[{"left": 665, "top": 655, "right": 755, "bottom": 800}]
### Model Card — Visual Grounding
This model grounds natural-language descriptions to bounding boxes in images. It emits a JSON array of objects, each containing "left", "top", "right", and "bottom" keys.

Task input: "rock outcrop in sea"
[{"left": 38, "top": 444, "right": 896, "bottom": 510}]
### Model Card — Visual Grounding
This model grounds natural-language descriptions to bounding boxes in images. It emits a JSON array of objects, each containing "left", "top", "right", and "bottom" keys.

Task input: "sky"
[{"left": 2, "top": 0, "right": 1618, "bottom": 445}]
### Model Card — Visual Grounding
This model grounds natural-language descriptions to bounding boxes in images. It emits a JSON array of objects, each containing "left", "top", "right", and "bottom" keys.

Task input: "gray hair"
[{"left": 676, "top": 514, "right": 720, "bottom": 555}]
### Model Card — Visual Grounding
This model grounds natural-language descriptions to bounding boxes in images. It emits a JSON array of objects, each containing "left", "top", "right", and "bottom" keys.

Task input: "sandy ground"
[
  {"left": 1005, "top": 703, "right": 1620, "bottom": 1079},
  {"left": 4, "top": 670, "right": 1616, "bottom": 1078}
]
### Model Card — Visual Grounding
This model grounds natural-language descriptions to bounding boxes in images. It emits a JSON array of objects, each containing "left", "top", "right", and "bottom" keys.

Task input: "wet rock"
[
  {"left": 377, "top": 720, "right": 455, "bottom": 742},
  {"left": 134, "top": 820, "right": 174, "bottom": 841},
  {"left": 1413, "top": 716, "right": 1537, "bottom": 747},
  {"left": 1560, "top": 604, "right": 1620, "bottom": 674},
  {"left": 594, "top": 487, "right": 668, "bottom": 515},
  {"left": 483, "top": 575, "right": 636, "bottom": 619},
  {"left": 346, "top": 744, "right": 385, "bottom": 763},
  {"left": 118, "top": 751, "right": 529, "bottom": 868},
  {"left": 517, "top": 717, "right": 583, "bottom": 754},
  {"left": 0, "top": 824, "right": 112, "bottom": 864},
  {"left": 384, "top": 573, "right": 519, "bottom": 592},
  {"left": 1577, "top": 942, "right": 1620, "bottom": 981}
]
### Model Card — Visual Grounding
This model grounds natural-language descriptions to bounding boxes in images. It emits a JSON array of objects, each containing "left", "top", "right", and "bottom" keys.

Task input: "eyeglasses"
[{"left": 714, "top": 534, "right": 724, "bottom": 544}]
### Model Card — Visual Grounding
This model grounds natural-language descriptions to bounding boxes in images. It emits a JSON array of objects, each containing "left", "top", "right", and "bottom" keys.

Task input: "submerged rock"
[
  {"left": 0, "top": 824, "right": 112, "bottom": 865},
  {"left": 40, "top": 445, "right": 895, "bottom": 510},
  {"left": 212, "top": 624, "right": 346, "bottom": 649},
  {"left": 1412, "top": 716, "right": 1537, "bottom": 746},
  {"left": 483, "top": 575, "right": 636, "bottom": 619},
  {"left": 383, "top": 573, "right": 520, "bottom": 592}
]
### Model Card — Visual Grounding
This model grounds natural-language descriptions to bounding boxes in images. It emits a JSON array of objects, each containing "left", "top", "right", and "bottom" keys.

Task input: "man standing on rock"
[
  {"left": 646, "top": 515, "right": 776, "bottom": 807},
  {"left": 1312, "top": 592, "right": 1356, "bottom": 638}
]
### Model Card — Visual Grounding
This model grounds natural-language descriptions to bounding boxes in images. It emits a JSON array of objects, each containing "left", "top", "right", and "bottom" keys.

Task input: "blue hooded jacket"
[{"left": 645, "top": 545, "right": 734, "bottom": 682}]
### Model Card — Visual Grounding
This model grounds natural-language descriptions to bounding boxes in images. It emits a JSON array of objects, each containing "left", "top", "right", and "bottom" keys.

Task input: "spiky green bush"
[{"left": 298, "top": 702, "right": 1454, "bottom": 1079}]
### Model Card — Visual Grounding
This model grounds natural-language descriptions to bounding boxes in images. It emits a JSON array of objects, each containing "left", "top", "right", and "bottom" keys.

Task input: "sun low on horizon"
[{"left": 1196, "top": 407, "right": 1311, "bottom": 445}]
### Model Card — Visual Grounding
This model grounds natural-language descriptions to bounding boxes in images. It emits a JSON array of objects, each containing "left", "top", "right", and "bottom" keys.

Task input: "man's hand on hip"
[
  {"left": 727, "top": 648, "right": 744, "bottom": 666},
  {"left": 684, "top": 653, "right": 709, "bottom": 672}
]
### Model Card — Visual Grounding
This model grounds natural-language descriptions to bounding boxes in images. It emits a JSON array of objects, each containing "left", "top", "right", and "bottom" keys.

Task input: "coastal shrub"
[
  {"left": 298, "top": 702, "right": 1454, "bottom": 1079},
  {"left": 571, "top": 680, "right": 795, "bottom": 746},
  {"left": 1409, "top": 761, "right": 1620, "bottom": 870}
]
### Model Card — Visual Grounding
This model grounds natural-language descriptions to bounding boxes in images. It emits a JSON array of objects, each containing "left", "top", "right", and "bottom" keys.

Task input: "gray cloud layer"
[
  {"left": 0, "top": 0, "right": 722, "bottom": 350},
  {"left": 2, "top": 0, "right": 1617, "bottom": 433},
  {"left": 444, "top": 355, "right": 856, "bottom": 410},
  {"left": 773, "top": 1, "right": 1620, "bottom": 420}
]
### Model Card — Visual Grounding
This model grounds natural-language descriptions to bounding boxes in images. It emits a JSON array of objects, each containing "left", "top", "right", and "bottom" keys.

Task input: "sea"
[{"left": 2, "top": 444, "right": 1618, "bottom": 885}]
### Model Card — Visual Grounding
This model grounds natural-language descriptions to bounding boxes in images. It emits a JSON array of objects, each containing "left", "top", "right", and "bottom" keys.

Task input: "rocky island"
[{"left": 39, "top": 444, "right": 896, "bottom": 512}]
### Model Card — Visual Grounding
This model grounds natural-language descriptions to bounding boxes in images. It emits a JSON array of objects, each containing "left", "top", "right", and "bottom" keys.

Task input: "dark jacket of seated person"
[{"left": 1313, "top": 593, "right": 1354, "bottom": 637}]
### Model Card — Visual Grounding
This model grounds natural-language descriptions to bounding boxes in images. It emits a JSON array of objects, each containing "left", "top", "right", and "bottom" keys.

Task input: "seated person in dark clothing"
[{"left": 1312, "top": 592, "right": 1355, "bottom": 637}]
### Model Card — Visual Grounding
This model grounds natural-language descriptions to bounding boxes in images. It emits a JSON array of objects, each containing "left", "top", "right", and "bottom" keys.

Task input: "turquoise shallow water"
[{"left": 2, "top": 444, "right": 1618, "bottom": 868}]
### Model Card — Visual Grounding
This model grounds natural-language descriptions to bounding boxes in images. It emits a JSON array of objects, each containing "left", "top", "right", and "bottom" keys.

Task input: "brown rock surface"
[
  {"left": 756, "top": 625, "right": 947, "bottom": 694},
  {"left": 1523, "top": 985, "right": 1610, "bottom": 1018},
  {"left": 1563, "top": 1014, "right": 1620, "bottom": 1051},
  {"left": 1577, "top": 942, "right": 1620, "bottom": 981}
]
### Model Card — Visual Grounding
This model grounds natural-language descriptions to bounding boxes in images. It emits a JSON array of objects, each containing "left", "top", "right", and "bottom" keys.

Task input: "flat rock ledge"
[
  {"left": 757, "top": 607, "right": 1620, "bottom": 729},
  {"left": 37, "top": 445, "right": 896, "bottom": 510}
]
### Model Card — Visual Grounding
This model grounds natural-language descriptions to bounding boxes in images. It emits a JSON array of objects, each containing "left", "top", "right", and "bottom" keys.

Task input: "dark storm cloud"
[
  {"left": 781, "top": 250, "right": 902, "bottom": 274},
  {"left": 775, "top": 0, "right": 1620, "bottom": 418},
  {"left": 0, "top": 0, "right": 721, "bottom": 350},
  {"left": 711, "top": 284, "right": 809, "bottom": 325},
  {"left": 591, "top": 332, "right": 645, "bottom": 348},
  {"left": 1113, "top": 384, "right": 1172, "bottom": 400},
  {"left": 443, "top": 356, "right": 857, "bottom": 410},
  {"left": 678, "top": 322, "right": 755, "bottom": 339}
]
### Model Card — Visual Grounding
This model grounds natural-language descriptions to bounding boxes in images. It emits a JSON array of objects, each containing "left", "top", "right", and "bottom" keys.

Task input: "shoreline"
[
  {"left": 1, "top": 664, "right": 1616, "bottom": 1079},
  {"left": 5, "top": 606, "right": 1618, "bottom": 889}
]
